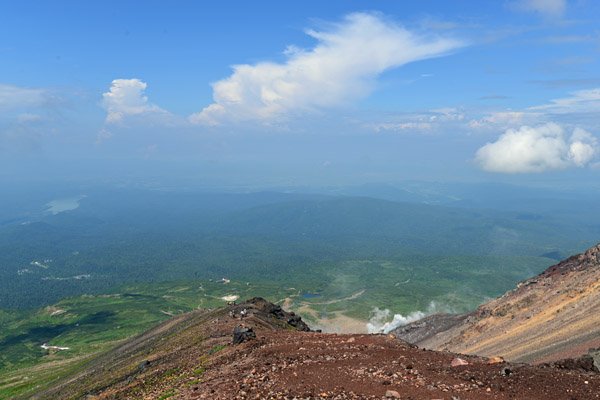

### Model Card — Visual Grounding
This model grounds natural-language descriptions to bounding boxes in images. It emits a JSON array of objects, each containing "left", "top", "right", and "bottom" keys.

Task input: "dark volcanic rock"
[
  {"left": 138, "top": 360, "right": 150, "bottom": 372},
  {"left": 392, "top": 312, "right": 470, "bottom": 344},
  {"left": 232, "top": 325, "right": 256, "bottom": 344},
  {"left": 233, "top": 297, "right": 311, "bottom": 331},
  {"left": 287, "top": 314, "right": 308, "bottom": 330},
  {"left": 546, "top": 354, "right": 599, "bottom": 373},
  {"left": 542, "top": 243, "right": 600, "bottom": 278}
]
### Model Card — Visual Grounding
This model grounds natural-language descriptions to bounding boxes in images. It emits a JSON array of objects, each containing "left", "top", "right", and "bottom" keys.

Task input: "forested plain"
[{"left": 2, "top": 184, "right": 600, "bottom": 397}]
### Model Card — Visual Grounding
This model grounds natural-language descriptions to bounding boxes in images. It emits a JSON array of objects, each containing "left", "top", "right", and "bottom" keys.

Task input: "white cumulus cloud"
[
  {"left": 569, "top": 127, "right": 597, "bottom": 166},
  {"left": 475, "top": 123, "right": 597, "bottom": 173},
  {"left": 102, "top": 79, "right": 168, "bottom": 123},
  {"left": 190, "top": 12, "right": 464, "bottom": 125}
]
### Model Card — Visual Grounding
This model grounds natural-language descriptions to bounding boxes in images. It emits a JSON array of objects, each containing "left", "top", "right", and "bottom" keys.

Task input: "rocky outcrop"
[
  {"left": 393, "top": 312, "right": 471, "bottom": 344},
  {"left": 545, "top": 353, "right": 599, "bottom": 373},
  {"left": 232, "top": 325, "right": 256, "bottom": 344},
  {"left": 231, "top": 297, "right": 312, "bottom": 332}
]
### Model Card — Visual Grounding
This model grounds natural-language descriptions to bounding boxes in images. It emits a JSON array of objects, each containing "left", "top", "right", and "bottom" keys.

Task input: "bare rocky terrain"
[
  {"left": 31, "top": 297, "right": 599, "bottom": 400},
  {"left": 394, "top": 243, "right": 600, "bottom": 365}
]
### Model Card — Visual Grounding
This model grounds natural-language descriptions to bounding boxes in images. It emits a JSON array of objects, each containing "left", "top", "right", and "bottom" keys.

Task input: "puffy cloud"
[
  {"left": 190, "top": 12, "right": 464, "bottom": 125},
  {"left": 475, "top": 123, "right": 597, "bottom": 173},
  {"left": 0, "top": 84, "right": 47, "bottom": 110},
  {"left": 102, "top": 79, "right": 168, "bottom": 123},
  {"left": 512, "top": 0, "right": 567, "bottom": 18},
  {"left": 569, "top": 127, "right": 597, "bottom": 166}
]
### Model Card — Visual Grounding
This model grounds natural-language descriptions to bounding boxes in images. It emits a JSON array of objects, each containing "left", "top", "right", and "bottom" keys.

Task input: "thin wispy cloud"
[
  {"left": 510, "top": 0, "right": 567, "bottom": 18},
  {"left": 468, "top": 111, "right": 535, "bottom": 130},
  {"left": 367, "top": 108, "right": 465, "bottom": 134},
  {"left": 527, "top": 78, "right": 600, "bottom": 89},
  {"left": 467, "top": 87, "right": 600, "bottom": 132},
  {"left": 479, "top": 94, "right": 511, "bottom": 100},
  {"left": 540, "top": 34, "right": 596, "bottom": 44},
  {"left": 371, "top": 122, "right": 434, "bottom": 133},
  {"left": 529, "top": 87, "right": 600, "bottom": 114},
  {"left": 190, "top": 12, "right": 465, "bottom": 126},
  {"left": 0, "top": 84, "right": 58, "bottom": 153},
  {"left": 0, "top": 84, "right": 47, "bottom": 110}
]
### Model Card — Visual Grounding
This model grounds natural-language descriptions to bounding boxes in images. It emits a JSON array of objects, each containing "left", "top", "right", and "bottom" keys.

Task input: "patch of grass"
[
  {"left": 162, "top": 367, "right": 181, "bottom": 378},
  {"left": 0, "top": 257, "right": 553, "bottom": 399},
  {"left": 158, "top": 388, "right": 176, "bottom": 400},
  {"left": 208, "top": 344, "right": 226, "bottom": 355}
]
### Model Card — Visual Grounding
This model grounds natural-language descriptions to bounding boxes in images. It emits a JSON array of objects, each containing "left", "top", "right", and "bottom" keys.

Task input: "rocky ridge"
[{"left": 31, "top": 296, "right": 600, "bottom": 399}]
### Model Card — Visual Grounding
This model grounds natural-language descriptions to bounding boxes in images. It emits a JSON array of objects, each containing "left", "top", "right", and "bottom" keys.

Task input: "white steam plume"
[{"left": 366, "top": 302, "right": 443, "bottom": 334}]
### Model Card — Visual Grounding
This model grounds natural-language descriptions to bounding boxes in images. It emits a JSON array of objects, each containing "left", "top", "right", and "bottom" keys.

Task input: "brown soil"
[
  {"left": 181, "top": 330, "right": 600, "bottom": 400},
  {"left": 35, "top": 298, "right": 600, "bottom": 400}
]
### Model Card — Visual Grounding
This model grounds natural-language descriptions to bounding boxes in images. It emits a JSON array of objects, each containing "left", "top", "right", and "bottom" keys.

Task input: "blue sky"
[{"left": 2, "top": 0, "right": 600, "bottom": 187}]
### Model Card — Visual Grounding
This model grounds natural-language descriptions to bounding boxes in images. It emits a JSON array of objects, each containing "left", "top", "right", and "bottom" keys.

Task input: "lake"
[{"left": 45, "top": 195, "right": 86, "bottom": 215}]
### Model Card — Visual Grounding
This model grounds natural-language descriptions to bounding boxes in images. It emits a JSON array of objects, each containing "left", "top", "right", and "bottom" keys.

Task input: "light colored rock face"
[
  {"left": 396, "top": 243, "right": 600, "bottom": 364},
  {"left": 591, "top": 349, "right": 600, "bottom": 371}
]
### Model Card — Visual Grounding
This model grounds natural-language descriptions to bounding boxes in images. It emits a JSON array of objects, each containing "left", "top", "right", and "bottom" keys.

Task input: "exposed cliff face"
[{"left": 394, "top": 243, "right": 600, "bottom": 364}]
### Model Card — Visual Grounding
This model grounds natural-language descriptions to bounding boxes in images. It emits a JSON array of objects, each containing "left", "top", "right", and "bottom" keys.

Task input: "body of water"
[{"left": 45, "top": 196, "right": 86, "bottom": 215}]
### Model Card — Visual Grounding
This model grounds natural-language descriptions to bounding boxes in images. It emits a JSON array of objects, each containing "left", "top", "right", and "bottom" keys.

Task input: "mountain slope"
[
  {"left": 29, "top": 298, "right": 309, "bottom": 400},
  {"left": 30, "top": 298, "right": 600, "bottom": 400},
  {"left": 394, "top": 243, "right": 600, "bottom": 364}
]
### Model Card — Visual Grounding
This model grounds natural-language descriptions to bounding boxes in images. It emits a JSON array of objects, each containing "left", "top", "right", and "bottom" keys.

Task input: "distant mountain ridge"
[{"left": 393, "top": 243, "right": 600, "bottom": 364}]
